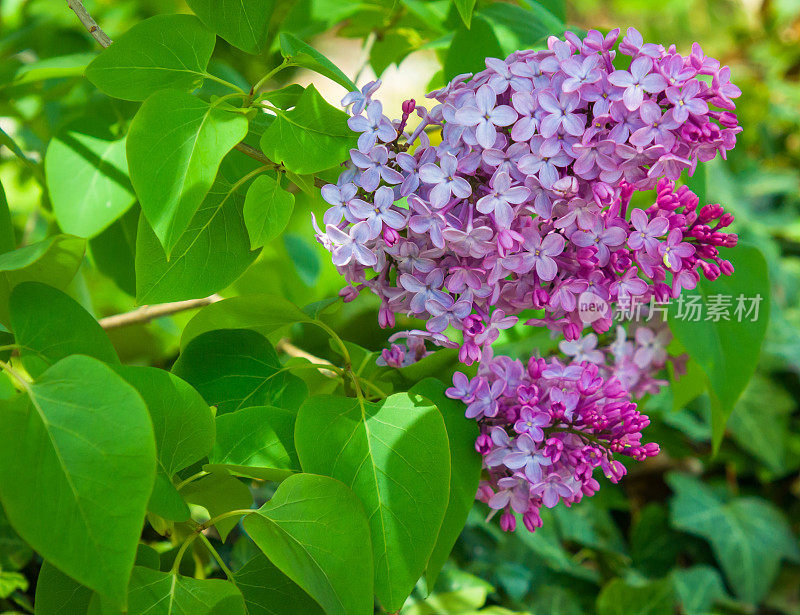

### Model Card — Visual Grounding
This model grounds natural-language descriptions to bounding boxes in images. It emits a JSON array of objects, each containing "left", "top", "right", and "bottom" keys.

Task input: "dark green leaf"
[
  {"left": 242, "top": 474, "right": 373, "bottom": 615},
  {"left": 668, "top": 472, "right": 800, "bottom": 604},
  {"left": 148, "top": 471, "right": 190, "bottom": 522},
  {"left": 207, "top": 405, "right": 299, "bottom": 481},
  {"left": 0, "top": 507, "right": 31, "bottom": 572},
  {"left": 0, "top": 356, "right": 156, "bottom": 606},
  {"left": 234, "top": 553, "right": 324, "bottom": 615},
  {"left": 295, "top": 393, "right": 451, "bottom": 612},
  {"left": 671, "top": 565, "right": 727, "bottom": 615},
  {"left": 126, "top": 567, "right": 246, "bottom": 615},
  {"left": 182, "top": 473, "right": 253, "bottom": 541},
  {"left": 0, "top": 180, "right": 14, "bottom": 254},
  {"left": 34, "top": 562, "right": 93, "bottom": 615},
  {"left": 479, "top": 2, "right": 565, "bottom": 53},
  {"left": 45, "top": 121, "right": 134, "bottom": 238},
  {"left": 444, "top": 16, "right": 503, "bottom": 81},
  {"left": 279, "top": 33, "right": 357, "bottom": 91},
  {"left": 187, "top": 0, "right": 275, "bottom": 54},
  {"left": 668, "top": 243, "right": 770, "bottom": 450},
  {"left": 0, "top": 235, "right": 85, "bottom": 326},
  {"left": 243, "top": 174, "right": 295, "bottom": 249},
  {"left": 260, "top": 85, "right": 355, "bottom": 175},
  {"left": 173, "top": 329, "right": 296, "bottom": 415},
  {"left": 10, "top": 282, "right": 119, "bottom": 378},
  {"left": 596, "top": 578, "right": 675, "bottom": 615},
  {"left": 86, "top": 15, "right": 216, "bottom": 101},
  {"left": 127, "top": 90, "right": 249, "bottom": 254},
  {"left": 134, "top": 179, "right": 257, "bottom": 304},
  {"left": 181, "top": 295, "right": 310, "bottom": 349},
  {"left": 409, "top": 379, "right": 480, "bottom": 586},
  {"left": 88, "top": 206, "right": 138, "bottom": 296}
]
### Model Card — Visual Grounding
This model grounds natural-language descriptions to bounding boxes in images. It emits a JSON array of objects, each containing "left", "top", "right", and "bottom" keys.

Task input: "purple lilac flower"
[
  {"left": 608, "top": 57, "right": 667, "bottom": 111},
  {"left": 347, "top": 100, "right": 397, "bottom": 151},
  {"left": 454, "top": 85, "right": 518, "bottom": 149},
  {"left": 419, "top": 153, "right": 472, "bottom": 208}
]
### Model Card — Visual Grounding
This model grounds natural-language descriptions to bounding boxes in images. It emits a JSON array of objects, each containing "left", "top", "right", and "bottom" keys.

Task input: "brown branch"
[
  {"left": 99, "top": 295, "right": 222, "bottom": 330},
  {"left": 66, "top": 0, "right": 113, "bottom": 48}
]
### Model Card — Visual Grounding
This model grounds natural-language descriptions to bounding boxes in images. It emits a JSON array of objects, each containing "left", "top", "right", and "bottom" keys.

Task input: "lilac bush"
[{"left": 316, "top": 27, "right": 740, "bottom": 363}]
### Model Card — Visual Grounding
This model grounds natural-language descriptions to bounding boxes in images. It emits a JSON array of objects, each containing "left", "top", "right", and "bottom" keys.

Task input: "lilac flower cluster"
[
  {"left": 446, "top": 324, "right": 672, "bottom": 532},
  {"left": 315, "top": 28, "right": 741, "bottom": 363}
]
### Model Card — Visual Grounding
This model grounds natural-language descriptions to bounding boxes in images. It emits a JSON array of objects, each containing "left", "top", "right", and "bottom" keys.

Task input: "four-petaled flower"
[
  {"left": 454, "top": 85, "right": 518, "bottom": 149},
  {"left": 418, "top": 153, "right": 472, "bottom": 208},
  {"left": 608, "top": 57, "right": 667, "bottom": 111},
  {"left": 347, "top": 100, "right": 397, "bottom": 151}
]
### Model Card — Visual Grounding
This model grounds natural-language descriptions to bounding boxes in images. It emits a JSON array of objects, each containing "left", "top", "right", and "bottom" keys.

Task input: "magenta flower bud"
[
  {"left": 500, "top": 511, "right": 517, "bottom": 532},
  {"left": 475, "top": 433, "right": 493, "bottom": 455},
  {"left": 523, "top": 507, "right": 543, "bottom": 532},
  {"left": 339, "top": 285, "right": 359, "bottom": 302},
  {"left": 382, "top": 226, "right": 400, "bottom": 246},
  {"left": 643, "top": 442, "right": 660, "bottom": 457},
  {"left": 718, "top": 259, "right": 734, "bottom": 275},
  {"left": 717, "top": 111, "right": 738, "bottom": 127},
  {"left": 378, "top": 304, "right": 395, "bottom": 328},
  {"left": 402, "top": 99, "right": 416, "bottom": 116},
  {"left": 476, "top": 481, "right": 494, "bottom": 503}
]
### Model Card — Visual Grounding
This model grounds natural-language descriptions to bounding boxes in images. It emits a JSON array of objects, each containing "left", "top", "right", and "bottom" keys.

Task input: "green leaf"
[
  {"left": 182, "top": 473, "right": 253, "bottom": 541},
  {"left": 295, "top": 393, "right": 451, "bottom": 612},
  {"left": 242, "top": 473, "right": 373, "bottom": 615},
  {"left": 134, "top": 179, "right": 257, "bottom": 304},
  {"left": 0, "top": 180, "right": 14, "bottom": 254},
  {"left": 260, "top": 85, "right": 356, "bottom": 175},
  {"left": 0, "top": 356, "right": 156, "bottom": 606},
  {"left": 630, "top": 504, "right": 680, "bottom": 578},
  {"left": 668, "top": 359, "right": 706, "bottom": 411},
  {"left": 149, "top": 471, "right": 190, "bottom": 522},
  {"left": 173, "top": 329, "right": 296, "bottom": 415},
  {"left": 187, "top": 0, "right": 275, "bottom": 54},
  {"left": 243, "top": 174, "right": 295, "bottom": 249},
  {"left": 207, "top": 405, "right": 299, "bottom": 481},
  {"left": 85, "top": 15, "right": 216, "bottom": 101},
  {"left": 0, "top": 571, "right": 26, "bottom": 599},
  {"left": 444, "top": 16, "right": 503, "bottom": 82},
  {"left": 126, "top": 567, "right": 246, "bottom": 615},
  {"left": 261, "top": 84, "right": 305, "bottom": 109},
  {"left": 279, "top": 33, "right": 357, "bottom": 91},
  {"left": 0, "top": 507, "right": 31, "bottom": 572},
  {"left": 34, "top": 562, "right": 93, "bottom": 615},
  {"left": 234, "top": 553, "right": 324, "bottom": 615},
  {"left": 671, "top": 565, "right": 727, "bottom": 615},
  {"left": 109, "top": 366, "right": 215, "bottom": 476},
  {"left": 182, "top": 293, "right": 311, "bottom": 348},
  {"left": 409, "top": 379, "right": 480, "bottom": 586},
  {"left": 479, "top": 2, "right": 565, "bottom": 53},
  {"left": 89, "top": 206, "right": 138, "bottom": 296},
  {"left": 0, "top": 234, "right": 85, "bottom": 326},
  {"left": 127, "top": 90, "right": 249, "bottom": 255},
  {"left": 45, "top": 124, "right": 134, "bottom": 239},
  {"left": 10, "top": 282, "right": 119, "bottom": 378},
  {"left": 727, "top": 375, "right": 793, "bottom": 472},
  {"left": 667, "top": 472, "right": 800, "bottom": 604},
  {"left": 667, "top": 243, "right": 770, "bottom": 450},
  {"left": 453, "top": 0, "right": 476, "bottom": 27},
  {"left": 596, "top": 578, "right": 675, "bottom": 615},
  {"left": 13, "top": 53, "right": 95, "bottom": 85}
]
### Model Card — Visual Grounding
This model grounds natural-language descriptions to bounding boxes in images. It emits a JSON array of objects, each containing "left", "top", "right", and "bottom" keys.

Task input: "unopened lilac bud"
[{"left": 500, "top": 511, "right": 516, "bottom": 532}]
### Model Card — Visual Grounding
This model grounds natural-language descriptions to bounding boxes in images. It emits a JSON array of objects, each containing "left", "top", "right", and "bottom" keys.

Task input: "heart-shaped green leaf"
[
  {"left": 0, "top": 356, "right": 156, "bottom": 606},
  {"left": 86, "top": 15, "right": 216, "bottom": 101},
  {"left": 127, "top": 90, "right": 249, "bottom": 255},
  {"left": 243, "top": 474, "right": 373, "bottom": 615},
  {"left": 295, "top": 393, "right": 451, "bottom": 612}
]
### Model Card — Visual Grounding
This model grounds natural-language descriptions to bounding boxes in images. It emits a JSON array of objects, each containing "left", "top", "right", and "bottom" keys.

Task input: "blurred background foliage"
[{"left": 0, "top": 0, "right": 799, "bottom": 613}]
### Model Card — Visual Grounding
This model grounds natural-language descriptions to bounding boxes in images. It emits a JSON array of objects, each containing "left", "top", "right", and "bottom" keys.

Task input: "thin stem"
[
  {"left": 170, "top": 534, "right": 198, "bottom": 574},
  {"left": 234, "top": 142, "right": 273, "bottom": 166},
  {"left": 358, "top": 377, "right": 386, "bottom": 399},
  {"left": 204, "top": 73, "right": 247, "bottom": 95},
  {"left": 0, "top": 344, "right": 20, "bottom": 353},
  {"left": 175, "top": 470, "right": 208, "bottom": 491},
  {"left": 66, "top": 0, "right": 112, "bottom": 47},
  {"left": 198, "top": 533, "right": 235, "bottom": 581},
  {"left": 171, "top": 508, "right": 254, "bottom": 574},
  {"left": 252, "top": 59, "right": 295, "bottom": 95},
  {"left": 311, "top": 321, "right": 352, "bottom": 370}
]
